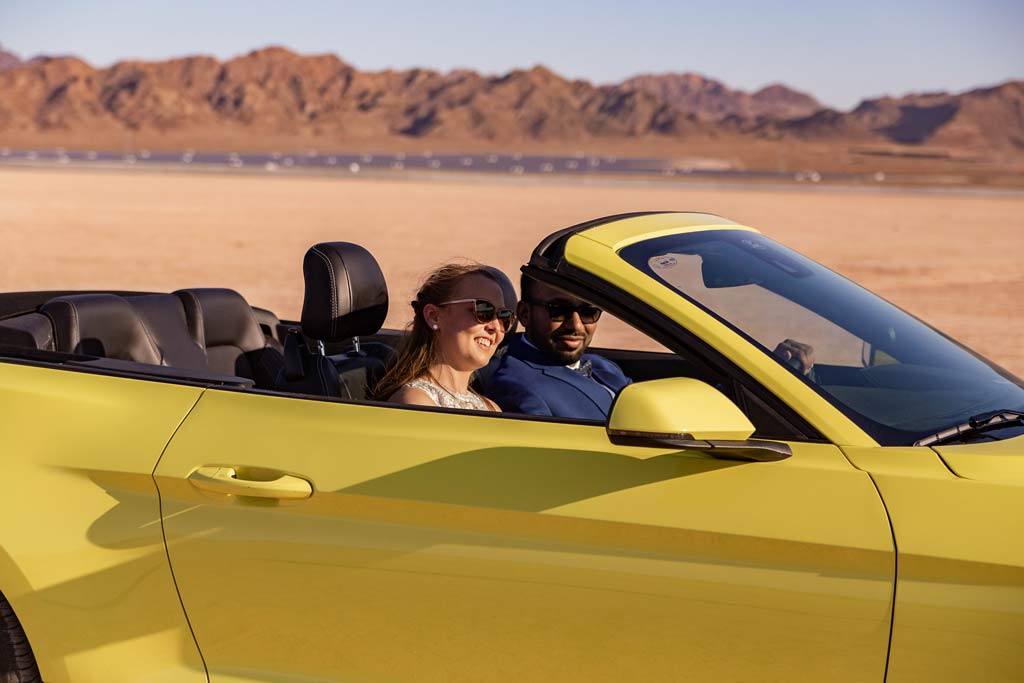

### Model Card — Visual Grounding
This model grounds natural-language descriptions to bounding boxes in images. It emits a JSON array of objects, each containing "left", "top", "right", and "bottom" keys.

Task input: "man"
[
  {"left": 486, "top": 275, "right": 817, "bottom": 419},
  {"left": 486, "top": 276, "right": 631, "bottom": 419}
]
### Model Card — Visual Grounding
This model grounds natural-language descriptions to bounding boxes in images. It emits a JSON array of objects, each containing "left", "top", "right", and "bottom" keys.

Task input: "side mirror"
[{"left": 606, "top": 378, "right": 791, "bottom": 462}]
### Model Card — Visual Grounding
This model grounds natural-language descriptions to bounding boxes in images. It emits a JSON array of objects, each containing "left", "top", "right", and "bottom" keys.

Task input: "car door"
[
  {"left": 155, "top": 386, "right": 894, "bottom": 683},
  {"left": 0, "top": 360, "right": 207, "bottom": 683}
]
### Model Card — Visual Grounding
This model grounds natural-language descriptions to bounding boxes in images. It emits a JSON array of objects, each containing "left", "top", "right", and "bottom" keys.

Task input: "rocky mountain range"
[
  {"left": 0, "top": 47, "right": 21, "bottom": 72},
  {"left": 622, "top": 73, "right": 822, "bottom": 121},
  {"left": 0, "top": 46, "right": 1020, "bottom": 160}
]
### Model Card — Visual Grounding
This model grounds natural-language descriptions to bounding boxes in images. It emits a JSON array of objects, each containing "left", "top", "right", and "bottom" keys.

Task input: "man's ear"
[{"left": 515, "top": 300, "right": 530, "bottom": 325}]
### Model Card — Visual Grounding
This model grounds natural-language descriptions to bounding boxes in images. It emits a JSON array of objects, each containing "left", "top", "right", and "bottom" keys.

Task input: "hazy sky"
[{"left": 1, "top": 0, "right": 1021, "bottom": 109}]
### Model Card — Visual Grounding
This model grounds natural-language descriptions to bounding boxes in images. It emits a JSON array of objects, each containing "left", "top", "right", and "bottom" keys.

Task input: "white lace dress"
[{"left": 405, "top": 377, "right": 492, "bottom": 411}]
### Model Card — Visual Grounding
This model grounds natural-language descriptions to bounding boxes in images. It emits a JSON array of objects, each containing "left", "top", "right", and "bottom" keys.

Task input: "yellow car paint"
[
  {"left": 579, "top": 211, "right": 754, "bottom": 251},
  {"left": 608, "top": 376, "right": 755, "bottom": 441},
  {"left": 843, "top": 445, "right": 1024, "bottom": 683},
  {"left": 935, "top": 435, "right": 1024, "bottom": 484},
  {"left": 155, "top": 387, "right": 894, "bottom": 683},
  {"left": 0, "top": 360, "right": 207, "bottom": 683}
]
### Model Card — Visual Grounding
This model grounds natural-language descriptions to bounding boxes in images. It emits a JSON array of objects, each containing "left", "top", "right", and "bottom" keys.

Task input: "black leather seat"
[
  {"left": 128, "top": 294, "right": 209, "bottom": 369},
  {"left": 0, "top": 312, "right": 55, "bottom": 351},
  {"left": 41, "top": 294, "right": 163, "bottom": 363},
  {"left": 275, "top": 242, "right": 390, "bottom": 399},
  {"left": 174, "top": 288, "right": 284, "bottom": 388}
]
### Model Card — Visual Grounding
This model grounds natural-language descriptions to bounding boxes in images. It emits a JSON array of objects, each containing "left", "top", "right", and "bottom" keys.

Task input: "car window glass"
[
  {"left": 591, "top": 312, "right": 672, "bottom": 353},
  {"left": 645, "top": 252, "right": 864, "bottom": 366},
  {"left": 619, "top": 230, "right": 1024, "bottom": 446}
]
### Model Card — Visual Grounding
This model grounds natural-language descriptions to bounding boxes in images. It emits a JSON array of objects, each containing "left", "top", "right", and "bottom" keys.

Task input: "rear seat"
[
  {"left": 130, "top": 293, "right": 209, "bottom": 368},
  {"left": 2, "top": 289, "right": 283, "bottom": 388},
  {"left": 0, "top": 312, "right": 54, "bottom": 351},
  {"left": 174, "top": 288, "right": 283, "bottom": 388},
  {"left": 41, "top": 294, "right": 163, "bottom": 364}
]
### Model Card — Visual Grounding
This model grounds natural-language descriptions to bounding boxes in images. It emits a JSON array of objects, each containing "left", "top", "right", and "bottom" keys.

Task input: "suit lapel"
[
  {"left": 591, "top": 365, "right": 626, "bottom": 393},
  {"left": 538, "top": 364, "right": 612, "bottom": 414},
  {"left": 509, "top": 336, "right": 613, "bottom": 415}
]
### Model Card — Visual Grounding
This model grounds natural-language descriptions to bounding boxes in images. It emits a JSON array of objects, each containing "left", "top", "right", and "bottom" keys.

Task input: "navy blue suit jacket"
[{"left": 486, "top": 334, "right": 631, "bottom": 419}]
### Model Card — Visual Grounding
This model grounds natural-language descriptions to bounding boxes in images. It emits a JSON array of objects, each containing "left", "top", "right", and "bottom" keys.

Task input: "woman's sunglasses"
[
  {"left": 437, "top": 299, "right": 516, "bottom": 331},
  {"left": 526, "top": 300, "right": 603, "bottom": 324}
]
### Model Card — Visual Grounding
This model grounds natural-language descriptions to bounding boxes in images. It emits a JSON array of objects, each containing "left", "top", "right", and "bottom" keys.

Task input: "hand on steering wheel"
[{"left": 774, "top": 338, "right": 815, "bottom": 376}]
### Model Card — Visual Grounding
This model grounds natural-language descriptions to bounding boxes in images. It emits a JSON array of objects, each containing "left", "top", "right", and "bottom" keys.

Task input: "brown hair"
[{"left": 373, "top": 262, "right": 501, "bottom": 400}]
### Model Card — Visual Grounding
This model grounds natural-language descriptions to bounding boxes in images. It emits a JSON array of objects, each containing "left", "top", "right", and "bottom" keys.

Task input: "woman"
[{"left": 374, "top": 263, "right": 515, "bottom": 410}]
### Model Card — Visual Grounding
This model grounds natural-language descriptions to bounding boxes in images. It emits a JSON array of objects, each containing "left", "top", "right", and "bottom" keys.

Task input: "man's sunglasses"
[
  {"left": 437, "top": 299, "right": 516, "bottom": 331},
  {"left": 526, "top": 300, "right": 603, "bottom": 324}
]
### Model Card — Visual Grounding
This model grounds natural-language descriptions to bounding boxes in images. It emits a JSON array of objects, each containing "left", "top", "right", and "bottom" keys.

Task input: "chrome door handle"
[{"left": 187, "top": 466, "right": 313, "bottom": 499}]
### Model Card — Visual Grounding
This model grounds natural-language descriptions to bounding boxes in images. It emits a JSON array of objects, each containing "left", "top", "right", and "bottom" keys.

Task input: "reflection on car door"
[
  {"left": 0, "top": 362, "right": 207, "bottom": 683},
  {"left": 844, "top": 444, "right": 1024, "bottom": 683},
  {"left": 155, "top": 388, "right": 895, "bottom": 683}
]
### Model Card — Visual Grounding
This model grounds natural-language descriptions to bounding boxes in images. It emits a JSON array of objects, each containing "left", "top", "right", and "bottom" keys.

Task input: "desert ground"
[{"left": 1, "top": 167, "right": 1021, "bottom": 377}]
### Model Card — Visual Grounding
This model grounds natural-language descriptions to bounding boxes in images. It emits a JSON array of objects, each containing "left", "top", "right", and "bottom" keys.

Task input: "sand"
[{"left": 1, "top": 167, "right": 1021, "bottom": 377}]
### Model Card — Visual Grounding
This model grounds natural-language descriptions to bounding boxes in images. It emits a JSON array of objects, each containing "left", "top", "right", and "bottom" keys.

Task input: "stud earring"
[{"left": 431, "top": 324, "right": 439, "bottom": 330}]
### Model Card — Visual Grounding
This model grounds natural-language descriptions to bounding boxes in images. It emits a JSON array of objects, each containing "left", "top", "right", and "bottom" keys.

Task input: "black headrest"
[
  {"left": 0, "top": 313, "right": 54, "bottom": 351},
  {"left": 300, "top": 242, "right": 388, "bottom": 341},
  {"left": 481, "top": 266, "right": 519, "bottom": 338},
  {"left": 174, "top": 288, "right": 266, "bottom": 352},
  {"left": 41, "top": 294, "right": 162, "bottom": 364}
]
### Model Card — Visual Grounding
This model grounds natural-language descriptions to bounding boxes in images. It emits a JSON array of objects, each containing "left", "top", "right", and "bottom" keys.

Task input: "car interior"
[{"left": 0, "top": 241, "right": 821, "bottom": 441}]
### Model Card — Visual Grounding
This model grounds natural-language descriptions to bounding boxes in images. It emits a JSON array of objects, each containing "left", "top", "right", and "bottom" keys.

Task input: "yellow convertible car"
[{"left": 0, "top": 212, "right": 1021, "bottom": 683}]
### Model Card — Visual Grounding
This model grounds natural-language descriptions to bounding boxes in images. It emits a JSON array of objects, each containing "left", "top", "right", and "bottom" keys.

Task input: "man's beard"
[{"left": 543, "top": 333, "right": 588, "bottom": 365}]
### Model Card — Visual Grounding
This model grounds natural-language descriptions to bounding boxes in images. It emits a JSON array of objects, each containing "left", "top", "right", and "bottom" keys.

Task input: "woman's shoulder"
[
  {"left": 389, "top": 381, "right": 439, "bottom": 407},
  {"left": 391, "top": 376, "right": 498, "bottom": 412}
]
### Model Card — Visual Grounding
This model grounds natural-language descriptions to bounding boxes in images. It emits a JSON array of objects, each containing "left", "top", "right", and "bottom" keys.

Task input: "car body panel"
[
  {"left": 562, "top": 231, "right": 877, "bottom": 447},
  {"left": 935, "top": 435, "right": 1024, "bottom": 483},
  {"left": 843, "top": 446, "right": 1024, "bottom": 682},
  {"left": 155, "top": 388, "right": 893, "bottom": 683},
  {"left": 572, "top": 212, "right": 755, "bottom": 251},
  {"left": 0, "top": 360, "right": 206, "bottom": 683}
]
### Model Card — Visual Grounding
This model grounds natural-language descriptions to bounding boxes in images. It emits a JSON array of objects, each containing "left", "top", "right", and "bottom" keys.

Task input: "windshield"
[{"left": 618, "top": 230, "right": 1024, "bottom": 446}]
